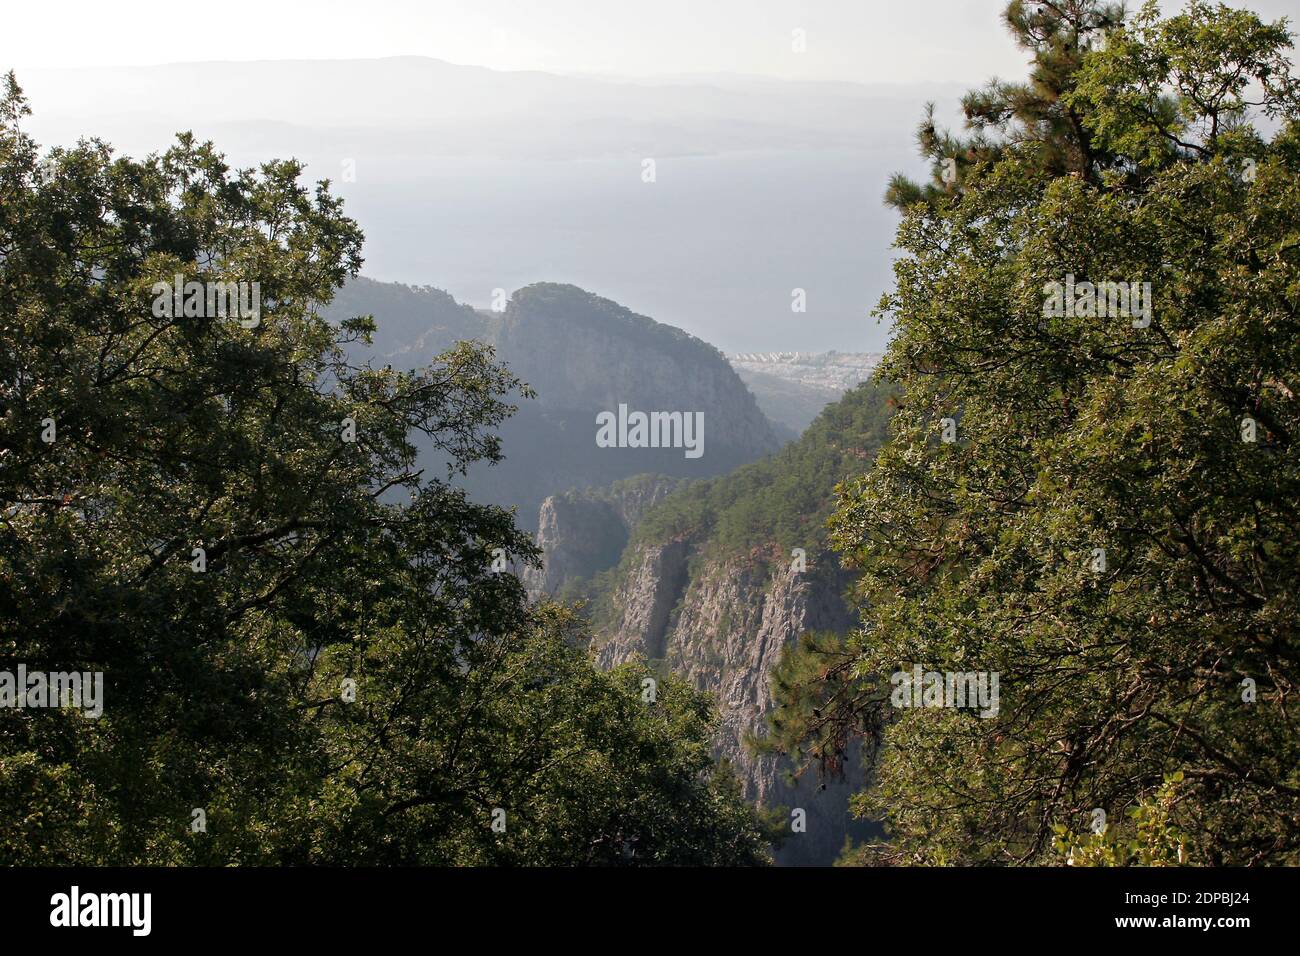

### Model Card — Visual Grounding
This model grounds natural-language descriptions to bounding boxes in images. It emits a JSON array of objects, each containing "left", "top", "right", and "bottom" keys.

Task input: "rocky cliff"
[
  {"left": 324, "top": 279, "right": 780, "bottom": 530},
  {"left": 497, "top": 285, "right": 777, "bottom": 456},
  {"left": 538, "top": 381, "right": 895, "bottom": 864},
  {"left": 327, "top": 275, "right": 890, "bottom": 863},
  {"left": 470, "top": 284, "right": 779, "bottom": 528},
  {"left": 523, "top": 474, "right": 682, "bottom": 599},
  {"left": 592, "top": 541, "right": 866, "bottom": 865}
]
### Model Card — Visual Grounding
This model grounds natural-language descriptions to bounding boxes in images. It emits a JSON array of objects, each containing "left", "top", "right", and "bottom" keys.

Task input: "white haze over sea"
[{"left": 16, "top": 58, "right": 966, "bottom": 352}]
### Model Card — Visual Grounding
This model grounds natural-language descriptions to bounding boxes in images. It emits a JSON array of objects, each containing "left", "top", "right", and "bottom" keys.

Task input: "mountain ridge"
[{"left": 323, "top": 276, "right": 781, "bottom": 529}]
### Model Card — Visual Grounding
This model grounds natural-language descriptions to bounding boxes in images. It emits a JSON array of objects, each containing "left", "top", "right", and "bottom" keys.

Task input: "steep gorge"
[
  {"left": 535, "top": 382, "right": 895, "bottom": 864},
  {"left": 327, "top": 276, "right": 891, "bottom": 863}
]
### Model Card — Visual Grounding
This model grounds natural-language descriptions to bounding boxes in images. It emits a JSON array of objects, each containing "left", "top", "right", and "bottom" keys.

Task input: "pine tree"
[
  {"left": 886, "top": 0, "right": 1125, "bottom": 209},
  {"left": 773, "top": 1, "right": 1300, "bottom": 865}
]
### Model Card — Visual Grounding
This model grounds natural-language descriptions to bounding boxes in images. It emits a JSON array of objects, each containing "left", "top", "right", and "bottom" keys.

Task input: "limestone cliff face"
[
  {"left": 524, "top": 477, "right": 868, "bottom": 865},
  {"left": 537, "top": 381, "right": 896, "bottom": 865},
  {"left": 325, "top": 278, "right": 781, "bottom": 531},
  {"left": 592, "top": 543, "right": 867, "bottom": 866},
  {"left": 495, "top": 284, "right": 777, "bottom": 459},
  {"left": 472, "top": 284, "right": 780, "bottom": 531},
  {"left": 523, "top": 475, "right": 682, "bottom": 598}
]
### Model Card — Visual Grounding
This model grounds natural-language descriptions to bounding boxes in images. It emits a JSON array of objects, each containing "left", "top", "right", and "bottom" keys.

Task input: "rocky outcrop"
[
  {"left": 593, "top": 544, "right": 869, "bottom": 865},
  {"left": 523, "top": 467, "right": 874, "bottom": 864},
  {"left": 579, "top": 381, "right": 896, "bottom": 864},
  {"left": 325, "top": 279, "right": 780, "bottom": 530},
  {"left": 468, "top": 284, "right": 780, "bottom": 529},
  {"left": 497, "top": 284, "right": 778, "bottom": 458},
  {"left": 523, "top": 475, "right": 683, "bottom": 598},
  {"left": 597, "top": 539, "right": 692, "bottom": 662}
]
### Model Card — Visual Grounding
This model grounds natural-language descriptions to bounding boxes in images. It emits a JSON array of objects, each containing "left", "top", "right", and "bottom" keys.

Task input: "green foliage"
[
  {"left": 887, "top": 0, "right": 1126, "bottom": 209},
  {"left": 0, "top": 75, "right": 767, "bottom": 865},
  {"left": 579, "top": 381, "right": 894, "bottom": 636},
  {"left": 628, "top": 381, "right": 896, "bottom": 559},
  {"left": 759, "top": 630, "right": 879, "bottom": 783},
  {"left": 313, "top": 606, "right": 772, "bottom": 866},
  {"left": 771, "top": 2, "right": 1300, "bottom": 865},
  {"left": 1053, "top": 772, "right": 1190, "bottom": 867},
  {"left": 1067, "top": 1, "right": 1300, "bottom": 169}
]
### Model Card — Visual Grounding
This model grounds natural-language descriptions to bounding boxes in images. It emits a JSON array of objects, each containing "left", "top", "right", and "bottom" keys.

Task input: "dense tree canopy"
[
  {"left": 772, "top": 1, "right": 1300, "bottom": 865},
  {"left": 0, "top": 73, "right": 768, "bottom": 865}
]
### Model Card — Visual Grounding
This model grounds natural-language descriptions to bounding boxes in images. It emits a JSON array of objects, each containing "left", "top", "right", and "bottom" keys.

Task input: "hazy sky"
[
  {"left": 6, "top": 0, "right": 1296, "bottom": 84},
  {"left": 5, "top": 0, "right": 1296, "bottom": 354}
]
